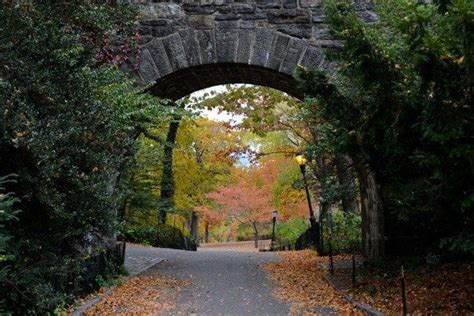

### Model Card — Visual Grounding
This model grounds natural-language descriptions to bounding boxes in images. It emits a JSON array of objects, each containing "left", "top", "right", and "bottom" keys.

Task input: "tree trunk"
[
  {"left": 252, "top": 222, "right": 259, "bottom": 248},
  {"left": 204, "top": 222, "right": 209, "bottom": 243},
  {"left": 335, "top": 155, "right": 360, "bottom": 214},
  {"left": 318, "top": 200, "right": 329, "bottom": 255},
  {"left": 158, "top": 118, "right": 181, "bottom": 224},
  {"left": 355, "top": 164, "right": 385, "bottom": 260},
  {"left": 190, "top": 211, "right": 199, "bottom": 244}
]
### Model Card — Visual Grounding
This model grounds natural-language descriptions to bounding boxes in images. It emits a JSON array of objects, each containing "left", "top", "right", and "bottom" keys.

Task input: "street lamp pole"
[
  {"left": 271, "top": 210, "right": 278, "bottom": 246},
  {"left": 295, "top": 154, "right": 322, "bottom": 254},
  {"left": 295, "top": 155, "right": 315, "bottom": 226}
]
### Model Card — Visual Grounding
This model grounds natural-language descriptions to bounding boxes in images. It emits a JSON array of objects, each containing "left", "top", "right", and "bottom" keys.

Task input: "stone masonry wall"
[{"left": 121, "top": 0, "right": 377, "bottom": 99}]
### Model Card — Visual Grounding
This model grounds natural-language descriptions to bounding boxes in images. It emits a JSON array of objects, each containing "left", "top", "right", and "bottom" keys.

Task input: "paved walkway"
[
  {"left": 124, "top": 243, "right": 165, "bottom": 276},
  {"left": 123, "top": 243, "right": 340, "bottom": 315},
  {"left": 141, "top": 246, "right": 290, "bottom": 315}
]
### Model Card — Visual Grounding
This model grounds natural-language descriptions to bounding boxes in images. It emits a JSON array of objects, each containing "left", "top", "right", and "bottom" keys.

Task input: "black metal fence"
[{"left": 268, "top": 225, "right": 319, "bottom": 252}]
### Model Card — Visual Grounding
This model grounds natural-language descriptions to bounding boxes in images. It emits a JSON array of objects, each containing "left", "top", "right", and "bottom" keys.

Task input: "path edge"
[
  {"left": 70, "top": 258, "right": 165, "bottom": 316},
  {"left": 321, "top": 273, "right": 384, "bottom": 316}
]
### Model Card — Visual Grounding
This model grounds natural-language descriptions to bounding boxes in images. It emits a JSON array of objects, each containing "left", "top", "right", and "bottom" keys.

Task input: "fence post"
[
  {"left": 327, "top": 210, "right": 334, "bottom": 275},
  {"left": 400, "top": 265, "right": 408, "bottom": 315},
  {"left": 328, "top": 239, "right": 334, "bottom": 274},
  {"left": 352, "top": 247, "right": 356, "bottom": 287}
]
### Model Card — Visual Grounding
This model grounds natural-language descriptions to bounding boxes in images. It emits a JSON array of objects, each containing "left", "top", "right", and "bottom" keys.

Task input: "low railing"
[{"left": 266, "top": 225, "right": 318, "bottom": 252}]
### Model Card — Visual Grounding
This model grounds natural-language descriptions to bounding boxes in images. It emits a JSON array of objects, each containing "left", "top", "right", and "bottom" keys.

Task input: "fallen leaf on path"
[
  {"left": 264, "top": 250, "right": 357, "bottom": 314},
  {"left": 84, "top": 274, "right": 189, "bottom": 315}
]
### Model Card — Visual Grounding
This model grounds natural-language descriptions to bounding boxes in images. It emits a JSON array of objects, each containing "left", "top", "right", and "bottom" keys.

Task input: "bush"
[
  {"left": 0, "top": 175, "right": 20, "bottom": 313},
  {"left": 322, "top": 210, "right": 361, "bottom": 254},
  {"left": 0, "top": 3, "right": 168, "bottom": 313},
  {"left": 440, "top": 233, "right": 474, "bottom": 258},
  {"left": 276, "top": 218, "right": 309, "bottom": 245},
  {"left": 121, "top": 223, "right": 196, "bottom": 251},
  {"left": 155, "top": 224, "right": 194, "bottom": 250},
  {"left": 121, "top": 223, "right": 158, "bottom": 246}
]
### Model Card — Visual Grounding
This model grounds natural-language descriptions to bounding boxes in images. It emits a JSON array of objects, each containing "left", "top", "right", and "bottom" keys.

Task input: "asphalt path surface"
[{"left": 140, "top": 246, "right": 290, "bottom": 315}]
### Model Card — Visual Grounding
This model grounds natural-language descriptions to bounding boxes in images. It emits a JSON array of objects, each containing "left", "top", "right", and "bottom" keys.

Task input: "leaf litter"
[
  {"left": 84, "top": 274, "right": 190, "bottom": 315},
  {"left": 264, "top": 250, "right": 362, "bottom": 315}
]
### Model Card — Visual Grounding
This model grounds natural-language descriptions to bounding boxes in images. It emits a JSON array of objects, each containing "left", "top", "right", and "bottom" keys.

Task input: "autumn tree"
[{"left": 208, "top": 167, "right": 274, "bottom": 248}]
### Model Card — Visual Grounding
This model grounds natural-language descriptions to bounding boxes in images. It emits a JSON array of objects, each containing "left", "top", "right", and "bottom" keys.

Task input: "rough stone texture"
[{"left": 126, "top": 0, "right": 377, "bottom": 100}]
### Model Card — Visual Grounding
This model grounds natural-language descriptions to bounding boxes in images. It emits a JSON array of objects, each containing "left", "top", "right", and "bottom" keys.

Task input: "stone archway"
[
  {"left": 121, "top": 0, "right": 383, "bottom": 259},
  {"left": 121, "top": 0, "right": 376, "bottom": 100}
]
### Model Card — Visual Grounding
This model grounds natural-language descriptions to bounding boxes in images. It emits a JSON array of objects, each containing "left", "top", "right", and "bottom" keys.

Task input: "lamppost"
[
  {"left": 295, "top": 154, "right": 316, "bottom": 226},
  {"left": 295, "top": 154, "right": 322, "bottom": 254},
  {"left": 271, "top": 209, "right": 278, "bottom": 246}
]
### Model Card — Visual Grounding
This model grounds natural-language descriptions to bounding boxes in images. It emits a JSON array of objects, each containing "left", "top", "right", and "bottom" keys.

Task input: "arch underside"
[
  {"left": 148, "top": 63, "right": 303, "bottom": 100},
  {"left": 127, "top": 0, "right": 377, "bottom": 101}
]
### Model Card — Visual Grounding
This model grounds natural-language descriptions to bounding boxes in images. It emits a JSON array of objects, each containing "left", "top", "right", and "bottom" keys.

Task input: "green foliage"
[
  {"left": 0, "top": 3, "right": 169, "bottom": 313},
  {"left": 322, "top": 210, "right": 362, "bottom": 254},
  {"left": 155, "top": 223, "right": 191, "bottom": 249},
  {"left": 121, "top": 223, "right": 159, "bottom": 246},
  {"left": 0, "top": 175, "right": 20, "bottom": 313},
  {"left": 276, "top": 218, "right": 309, "bottom": 244},
  {"left": 440, "top": 233, "right": 474, "bottom": 257},
  {"left": 298, "top": 0, "right": 473, "bottom": 256},
  {"left": 121, "top": 222, "right": 195, "bottom": 250}
]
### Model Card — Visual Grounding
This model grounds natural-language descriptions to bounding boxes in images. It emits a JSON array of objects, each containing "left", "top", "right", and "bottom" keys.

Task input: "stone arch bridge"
[
  {"left": 123, "top": 0, "right": 377, "bottom": 100},
  {"left": 122, "top": 0, "right": 382, "bottom": 259}
]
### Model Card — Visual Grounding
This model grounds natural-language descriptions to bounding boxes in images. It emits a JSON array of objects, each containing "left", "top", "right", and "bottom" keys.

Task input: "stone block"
[
  {"left": 311, "top": 8, "right": 326, "bottom": 23},
  {"left": 268, "top": 33, "right": 291, "bottom": 70},
  {"left": 283, "top": 0, "right": 297, "bottom": 8},
  {"left": 162, "top": 33, "right": 189, "bottom": 70},
  {"left": 312, "top": 24, "right": 331, "bottom": 40},
  {"left": 184, "top": 5, "right": 217, "bottom": 14},
  {"left": 152, "top": 26, "right": 177, "bottom": 38},
  {"left": 215, "top": 14, "right": 242, "bottom": 22},
  {"left": 217, "top": 6, "right": 233, "bottom": 14},
  {"left": 280, "top": 37, "right": 306, "bottom": 75},
  {"left": 241, "top": 12, "right": 267, "bottom": 20},
  {"left": 240, "top": 20, "right": 257, "bottom": 28},
  {"left": 231, "top": 3, "right": 255, "bottom": 14},
  {"left": 256, "top": 0, "right": 281, "bottom": 9},
  {"left": 188, "top": 14, "right": 215, "bottom": 29},
  {"left": 196, "top": 29, "right": 217, "bottom": 64},
  {"left": 140, "top": 3, "right": 185, "bottom": 20},
  {"left": 267, "top": 9, "right": 311, "bottom": 24},
  {"left": 299, "top": 0, "right": 322, "bottom": 8},
  {"left": 277, "top": 24, "right": 312, "bottom": 38},
  {"left": 138, "top": 35, "right": 154, "bottom": 46},
  {"left": 299, "top": 46, "right": 324, "bottom": 71},
  {"left": 179, "top": 29, "right": 202, "bottom": 66},
  {"left": 138, "top": 25, "right": 153, "bottom": 36},
  {"left": 237, "top": 30, "right": 255, "bottom": 63},
  {"left": 250, "top": 28, "right": 274, "bottom": 66},
  {"left": 216, "top": 29, "right": 239, "bottom": 63},
  {"left": 138, "top": 49, "right": 160, "bottom": 82},
  {"left": 144, "top": 38, "right": 173, "bottom": 77},
  {"left": 139, "top": 19, "right": 168, "bottom": 27},
  {"left": 200, "top": 0, "right": 223, "bottom": 5}
]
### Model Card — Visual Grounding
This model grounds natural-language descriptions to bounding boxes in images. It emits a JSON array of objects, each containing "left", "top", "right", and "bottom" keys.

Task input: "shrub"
[
  {"left": 0, "top": 3, "right": 168, "bottom": 313},
  {"left": 322, "top": 210, "right": 362, "bottom": 254},
  {"left": 276, "top": 218, "right": 310, "bottom": 245}
]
